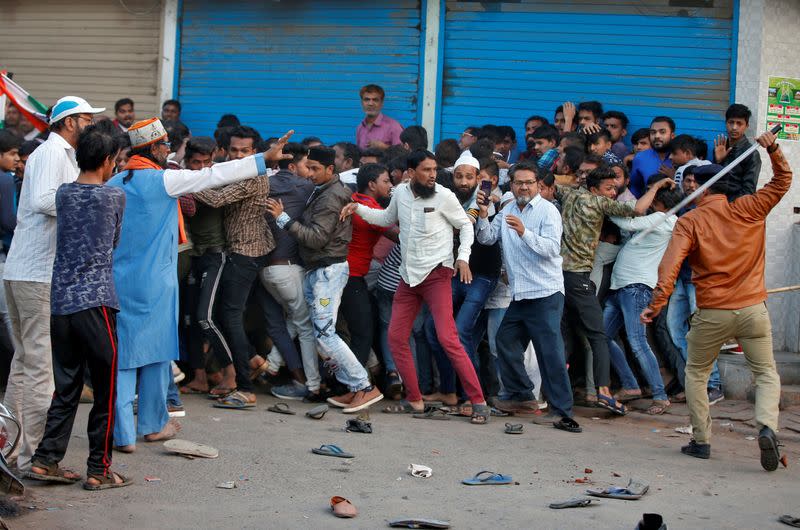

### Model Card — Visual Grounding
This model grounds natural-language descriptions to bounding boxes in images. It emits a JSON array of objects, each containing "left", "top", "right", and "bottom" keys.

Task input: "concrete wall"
[{"left": 736, "top": 0, "right": 800, "bottom": 352}]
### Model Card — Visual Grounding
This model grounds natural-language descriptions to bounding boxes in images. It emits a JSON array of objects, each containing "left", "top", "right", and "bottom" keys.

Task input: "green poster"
[{"left": 766, "top": 76, "right": 800, "bottom": 141}]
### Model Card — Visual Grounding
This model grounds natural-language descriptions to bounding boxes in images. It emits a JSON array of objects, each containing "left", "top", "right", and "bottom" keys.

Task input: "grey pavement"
[{"left": 8, "top": 394, "right": 799, "bottom": 529}]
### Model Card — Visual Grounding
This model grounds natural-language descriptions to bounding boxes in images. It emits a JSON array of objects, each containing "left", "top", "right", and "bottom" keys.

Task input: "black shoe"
[
  {"left": 386, "top": 372, "right": 403, "bottom": 396},
  {"left": 302, "top": 390, "right": 329, "bottom": 403},
  {"left": 707, "top": 387, "right": 725, "bottom": 405},
  {"left": 758, "top": 426, "right": 781, "bottom": 472},
  {"left": 681, "top": 440, "right": 710, "bottom": 459},
  {"left": 637, "top": 513, "right": 666, "bottom": 530}
]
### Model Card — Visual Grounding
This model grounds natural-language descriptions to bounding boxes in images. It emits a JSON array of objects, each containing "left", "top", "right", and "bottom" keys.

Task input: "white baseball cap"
[{"left": 49, "top": 96, "right": 106, "bottom": 125}]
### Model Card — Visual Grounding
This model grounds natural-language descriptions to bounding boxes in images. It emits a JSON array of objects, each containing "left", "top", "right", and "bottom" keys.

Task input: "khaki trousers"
[
  {"left": 3, "top": 280, "right": 54, "bottom": 471},
  {"left": 686, "top": 302, "right": 780, "bottom": 443}
]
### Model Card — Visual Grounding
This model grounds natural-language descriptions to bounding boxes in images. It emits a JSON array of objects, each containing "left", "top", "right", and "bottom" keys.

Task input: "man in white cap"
[
  {"left": 3, "top": 96, "right": 104, "bottom": 472},
  {"left": 108, "top": 118, "right": 292, "bottom": 452}
]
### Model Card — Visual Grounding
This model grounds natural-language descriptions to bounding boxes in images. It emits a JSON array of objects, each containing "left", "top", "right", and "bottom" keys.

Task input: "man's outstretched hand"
[{"left": 264, "top": 130, "right": 295, "bottom": 162}]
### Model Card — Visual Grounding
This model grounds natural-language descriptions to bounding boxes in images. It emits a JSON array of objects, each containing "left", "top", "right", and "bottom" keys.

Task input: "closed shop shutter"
[
  {"left": 178, "top": 0, "right": 421, "bottom": 143},
  {"left": 440, "top": 1, "right": 735, "bottom": 146},
  {"left": 0, "top": 0, "right": 161, "bottom": 119}
]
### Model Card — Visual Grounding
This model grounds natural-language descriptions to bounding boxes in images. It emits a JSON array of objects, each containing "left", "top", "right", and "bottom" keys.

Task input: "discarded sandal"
[
  {"left": 306, "top": 404, "right": 329, "bottom": 420},
  {"left": 548, "top": 498, "right": 596, "bottom": 509},
  {"left": 388, "top": 518, "right": 450, "bottom": 529},
  {"left": 461, "top": 470, "right": 512, "bottom": 486},
  {"left": 312, "top": 444, "right": 354, "bottom": 459},
  {"left": 587, "top": 478, "right": 649, "bottom": 500},
  {"left": 345, "top": 418, "right": 372, "bottom": 434},
  {"left": 412, "top": 407, "right": 450, "bottom": 421},
  {"left": 267, "top": 402, "right": 295, "bottom": 415},
  {"left": 382, "top": 401, "right": 422, "bottom": 414},
  {"left": 504, "top": 423, "right": 524, "bottom": 434},
  {"left": 330, "top": 496, "right": 357, "bottom": 518},
  {"left": 779, "top": 515, "right": 800, "bottom": 528},
  {"left": 163, "top": 439, "right": 219, "bottom": 459}
]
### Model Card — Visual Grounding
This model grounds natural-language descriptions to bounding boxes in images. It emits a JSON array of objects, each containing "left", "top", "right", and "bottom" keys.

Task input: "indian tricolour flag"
[{"left": 0, "top": 70, "right": 49, "bottom": 132}]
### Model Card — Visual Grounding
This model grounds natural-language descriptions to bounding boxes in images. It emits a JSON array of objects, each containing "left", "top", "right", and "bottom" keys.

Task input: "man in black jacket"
[
  {"left": 266, "top": 146, "right": 383, "bottom": 414},
  {"left": 713, "top": 103, "right": 761, "bottom": 200}
]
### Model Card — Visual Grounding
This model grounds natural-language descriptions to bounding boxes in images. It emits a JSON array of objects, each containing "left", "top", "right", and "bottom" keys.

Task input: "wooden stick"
[{"left": 767, "top": 284, "right": 800, "bottom": 294}]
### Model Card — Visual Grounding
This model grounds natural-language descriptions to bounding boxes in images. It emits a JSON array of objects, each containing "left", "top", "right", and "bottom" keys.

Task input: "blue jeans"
[
  {"left": 425, "top": 275, "right": 497, "bottom": 394},
  {"left": 495, "top": 293, "right": 573, "bottom": 418},
  {"left": 166, "top": 375, "right": 182, "bottom": 407},
  {"left": 667, "top": 277, "right": 721, "bottom": 390},
  {"left": 605, "top": 284, "right": 667, "bottom": 401},
  {"left": 303, "top": 262, "right": 370, "bottom": 392}
]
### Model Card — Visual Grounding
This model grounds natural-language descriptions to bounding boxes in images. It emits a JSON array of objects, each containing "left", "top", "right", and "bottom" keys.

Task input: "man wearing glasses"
[{"left": 2, "top": 96, "right": 105, "bottom": 472}]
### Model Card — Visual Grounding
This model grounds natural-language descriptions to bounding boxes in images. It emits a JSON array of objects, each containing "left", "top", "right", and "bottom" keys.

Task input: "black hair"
[
  {"left": 469, "top": 138, "right": 495, "bottom": 160},
  {"left": 214, "top": 127, "right": 232, "bottom": 151},
  {"left": 217, "top": 114, "right": 240, "bottom": 128},
  {"left": 162, "top": 99, "right": 182, "bottom": 112},
  {"left": 688, "top": 166, "right": 728, "bottom": 195},
  {"left": 301, "top": 136, "right": 322, "bottom": 148},
  {"left": 537, "top": 170, "right": 555, "bottom": 187},
  {"left": 668, "top": 134, "right": 697, "bottom": 155},
  {"left": 525, "top": 115, "right": 549, "bottom": 127},
  {"left": 477, "top": 124, "right": 500, "bottom": 143},
  {"left": 586, "top": 165, "right": 617, "bottom": 190},
  {"left": 19, "top": 140, "right": 39, "bottom": 157},
  {"left": 578, "top": 101, "right": 604, "bottom": 121},
  {"left": 277, "top": 142, "right": 308, "bottom": 170},
  {"left": 184, "top": 136, "right": 216, "bottom": 161},
  {"left": 531, "top": 124, "right": 559, "bottom": 143},
  {"left": 497, "top": 125, "right": 516, "bottom": 142},
  {"left": 509, "top": 160, "right": 538, "bottom": 182},
  {"left": 400, "top": 126, "right": 429, "bottom": 151},
  {"left": 76, "top": 123, "right": 123, "bottom": 172},
  {"left": 560, "top": 131, "right": 586, "bottom": 151},
  {"left": 227, "top": 125, "right": 262, "bottom": 150},
  {"left": 645, "top": 175, "right": 683, "bottom": 209},
  {"left": 114, "top": 98, "right": 134, "bottom": 112},
  {"left": 587, "top": 128, "right": 613, "bottom": 145},
  {"left": 601, "top": 110, "right": 629, "bottom": 129},
  {"left": 0, "top": 130, "right": 22, "bottom": 154},
  {"left": 162, "top": 120, "right": 190, "bottom": 151},
  {"left": 554, "top": 105, "right": 564, "bottom": 120},
  {"left": 407, "top": 149, "right": 436, "bottom": 170},
  {"left": 360, "top": 146, "right": 384, "bottom": 160},
  {"left": 693, "top": 136, "right": 709, "bottom": 160},
  {"left": 611, "top": 160, "right": 630, "bottom": 181},
  {"left": 436, "top": 167, "right": 453, "bottom": 190},
  {"left": 334, "top": 141, "right": 361, "bottom": 168},
  {"left": 463, "top": 126, "right": 480, "bottom": 137},
  {"left": 631, "top": 127, "right": 651, "bottom": 145},
  {"left": 386, "top": 155, "right": 408, "bottom": 175},
  {"left": 381, "top": 144, "right": 409, "bottom": 164},
  {"left": 478, "top": 158, "right": 499, "bottom": 177},
  {"left": 435, "top": 138, "right": 461, "bottom": 168},
  {"left": 651, "top": 116, "right": 676, "bottom": 132},
  {"left": 356, "top": 163, "right": 389, "bottom": 193},
  {"left": 631, "top": 127, "right": 650, "bottom": 145},
  {"left": 561, "top": 146, "right": 585, "bottom": 174},
  {"left": 123, "top": 144, "right": 160, "bottom": 183},
  {"left": 725, "top": 103, "right": 752, "bottom": 124},
  {"left": 582, "top": 153, "right": 604, "bottom": 167}
]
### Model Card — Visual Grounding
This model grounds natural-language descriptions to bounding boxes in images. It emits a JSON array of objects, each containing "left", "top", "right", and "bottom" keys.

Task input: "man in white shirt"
[
  {"left": 3, "top": 96, "right": 105, "bottom": 471},
  {"left": 342, "top": 150, "right": 490, "bottom": 424}
]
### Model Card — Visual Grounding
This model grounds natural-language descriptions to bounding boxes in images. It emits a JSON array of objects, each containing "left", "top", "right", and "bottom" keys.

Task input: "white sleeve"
[{"left": 162, "top": 153, "right": 267, "bottom": 197}]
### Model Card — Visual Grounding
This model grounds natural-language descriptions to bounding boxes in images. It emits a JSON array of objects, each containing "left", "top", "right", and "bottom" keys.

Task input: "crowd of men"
[{"left": 0, "top": 81, "right": 790, "bottom": 489}]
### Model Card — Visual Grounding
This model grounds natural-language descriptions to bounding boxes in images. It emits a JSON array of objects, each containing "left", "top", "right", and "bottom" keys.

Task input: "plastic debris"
[
  {"left": 144, "top": 476, "right": 161, "bottom": 483},
  {"left": 675, "top": 425, "right": 693, "bottom": 435},
  {"left": 409, "top": 464, "right": 433, "bottom": 478},
  {"left": 216, "top": 481, "right": 236, "bottom": 489},
  {"left": 584, "top": 468, "right": 593, "bottom": 474},
  {"left": 745, "top": 436, "right": 756, "bottom": 441}
]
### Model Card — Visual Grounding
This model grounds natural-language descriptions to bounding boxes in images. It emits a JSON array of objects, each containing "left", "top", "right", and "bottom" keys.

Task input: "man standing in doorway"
[{"left": 356, "top": 84, "right": 403, "bottom": 150}]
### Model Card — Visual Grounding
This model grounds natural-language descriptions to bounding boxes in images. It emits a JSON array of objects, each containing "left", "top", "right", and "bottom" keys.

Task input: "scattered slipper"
[
  {"left": 213, "top": 391, "right": 255, "bottom": 410},
  {"left": 382, "top": 401, "right": 423, "bottom": 414},
  {"left": 549, "top": 498, "right": 596, "bottom": 509},
  {"left": 312, "top": 444, "right": 354, "bottom": 459},
  {"left": 267, "top": 402, "right": 295, "bottom": 415},
  {"left": 389, "top": 518, "right": 450, "bottom": 528},
  {"left": 596, "top": 394, "right": 626, "bottom": 416},
  {"left": 461, "top": 470, "right": 512, "bottom": 486},
  {"left": 408, "top": 464, "right": 432, "bottom": 478},
  {"left": 330, "top": 496, "right": 357, "bottom": 518},
  {"left": 345, "top": 419, "right": 372, "bottom": 434},
  {"left": 780, "top": 515, "right": 800, "bottom": 528},
  {"left": 504, "top": 423, "right": 524, "bottom": 435},
  {"left": 26, "top": 461, "right": 82, "bottom": 484},
  {"left": 490, "top": 407, "right": 510, "bottom": 417},
  {"left": 554, "top": 417, "right": 582, "bottom": 433},
  {"left": 83, "top": 471, "right": 133, "bottom": 491},
  {"left": 587, "top": 478, "right": 649, "bottom": 500},
  {"left": 163, "top": 439, "right": 219, "bottom": 459},
  {"left": 306, "top": 404, "right": 329, "bottom": 420},
  {"left": 412, "top": 407, "right": 450, "bottom": 421}
]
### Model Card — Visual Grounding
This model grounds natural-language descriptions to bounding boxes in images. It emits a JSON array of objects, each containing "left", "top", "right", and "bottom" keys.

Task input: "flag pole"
[{"left": 629, "top": 123, "right": 783, "bottom": 244}]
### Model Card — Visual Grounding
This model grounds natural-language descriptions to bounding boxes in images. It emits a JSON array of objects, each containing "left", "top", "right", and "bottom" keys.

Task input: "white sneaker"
[{"left": 172, "top": 362, "right": 185, "bottom": 384}]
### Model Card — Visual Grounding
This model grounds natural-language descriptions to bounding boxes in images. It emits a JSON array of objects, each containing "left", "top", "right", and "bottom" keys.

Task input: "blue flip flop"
[
  {"left": 311, "top": 444, "right": 354, "bottom": 459},
  {"left": 462, "top": 470, "right": 512, "bottom": 486}
]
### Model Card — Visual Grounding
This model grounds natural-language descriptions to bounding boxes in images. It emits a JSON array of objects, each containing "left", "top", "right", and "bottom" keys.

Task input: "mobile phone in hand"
[{"left": 479, "top": 180, "right": 492, "bottom": 205}]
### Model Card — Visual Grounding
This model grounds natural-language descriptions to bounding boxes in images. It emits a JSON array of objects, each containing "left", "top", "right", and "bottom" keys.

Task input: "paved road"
[{"left": 8, "top": 395, "right": 798, "bottom": 529}]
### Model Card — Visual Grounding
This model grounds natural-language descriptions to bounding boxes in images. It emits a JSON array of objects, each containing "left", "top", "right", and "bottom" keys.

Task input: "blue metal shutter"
[
  {"left": 439, "top": 2, "right": 734, "bottom": 146},
  {"left": 178, "top": 1, "right": 421, "bottom": 143}
]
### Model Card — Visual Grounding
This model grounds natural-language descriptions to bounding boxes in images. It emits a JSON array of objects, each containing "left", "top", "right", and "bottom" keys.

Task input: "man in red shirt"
[{"left": 340, "top": 164, "right": 397, "bottom": 371}]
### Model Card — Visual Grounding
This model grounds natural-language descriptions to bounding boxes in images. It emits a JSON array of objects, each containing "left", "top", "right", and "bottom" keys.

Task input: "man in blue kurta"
[{"left": 108, "top": 118, "right": 290, "bottom": 449}]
